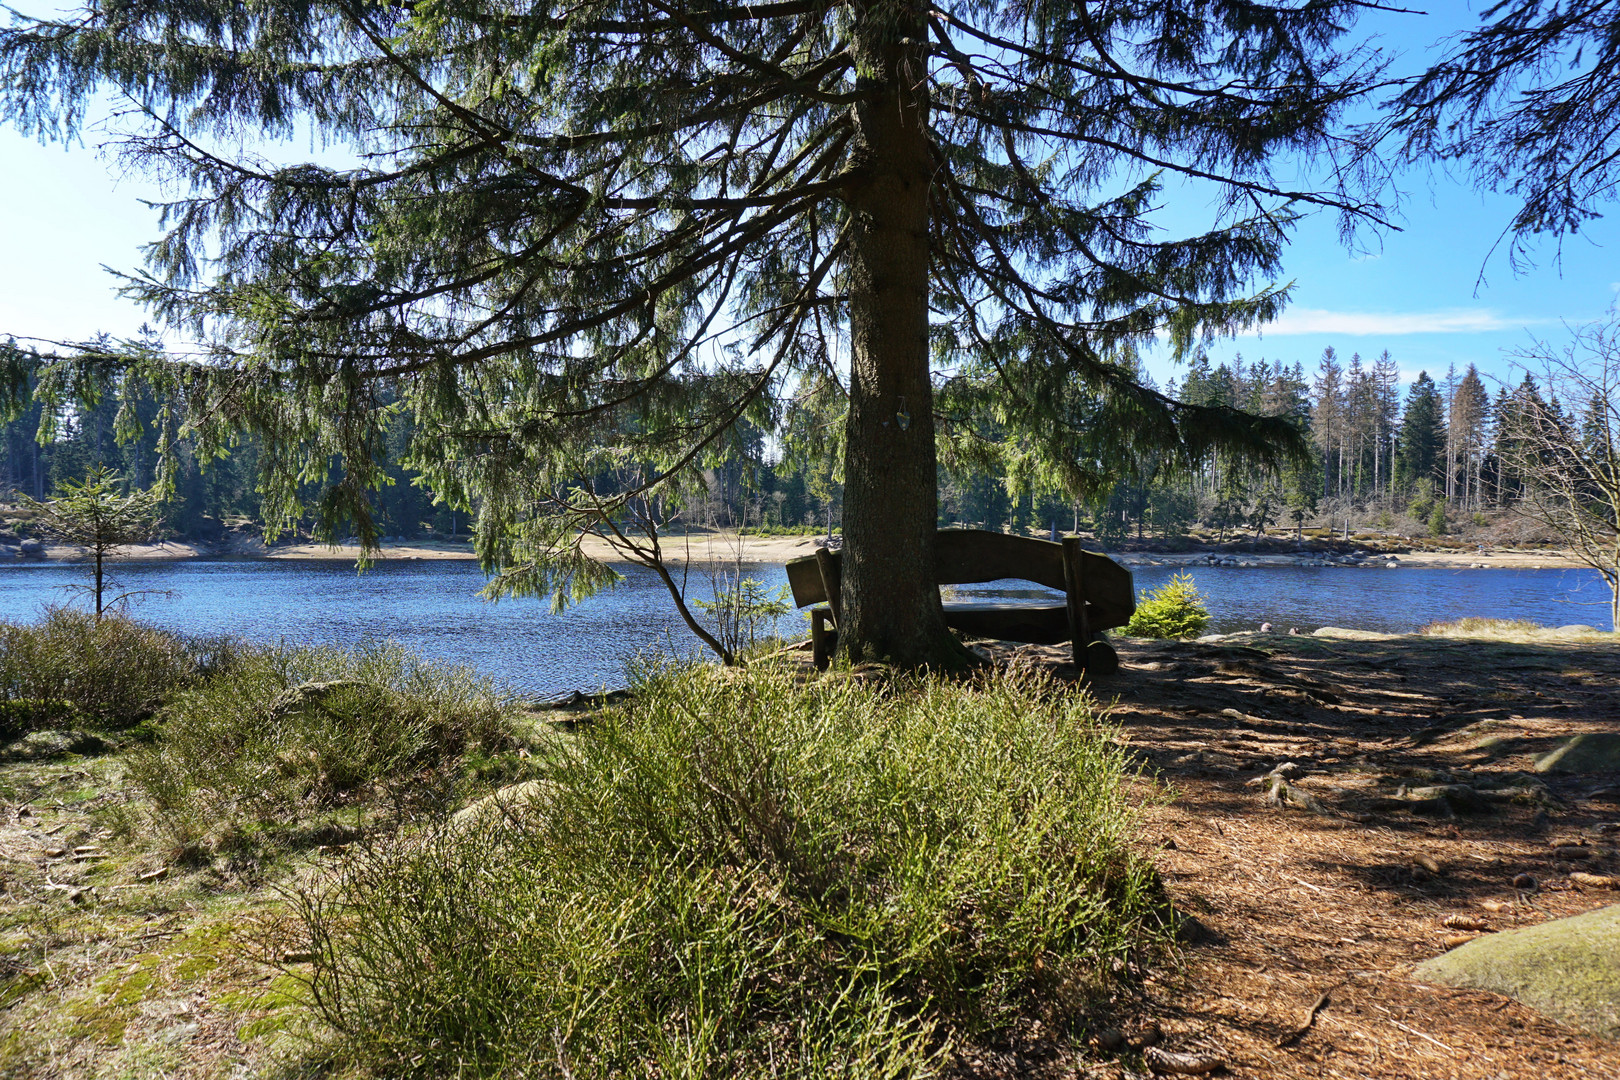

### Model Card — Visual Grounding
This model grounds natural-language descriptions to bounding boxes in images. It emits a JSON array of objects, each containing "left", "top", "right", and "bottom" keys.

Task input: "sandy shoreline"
[
  {"left": 259, "top": 532, "right": 830, "bottom": 564},
  {"left": 23, "top": 533, "right": 1589, "bottom": 570},
  {"left": 1111, "top": 548, "right": 1587, "bottom": 570}
]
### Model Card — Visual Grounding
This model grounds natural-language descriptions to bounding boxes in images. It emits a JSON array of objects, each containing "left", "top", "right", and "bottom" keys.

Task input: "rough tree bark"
[{"left": 837, "top": 3, "right": 971, "bottom": 667}]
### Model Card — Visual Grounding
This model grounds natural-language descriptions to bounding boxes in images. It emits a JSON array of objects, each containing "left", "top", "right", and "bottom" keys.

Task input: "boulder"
[
  {"left": 1414, "top": 904, "right": 1620, "bottom": 1040},
  {"left": 18, "top": 538, "right": 43, "bottom": 555},
  {"left": 1535, "top": 733, "right": 1620, "bottom": 775},
  {"left": 450, "top": 780, "right": 551, "bottom": 831},
  {"left": 268, "top": 679, "right": 369, "bottom": 717},
  {"left": 1311, "top": 627, "right": 1399, "bottom": 641},
  {"left": 1402, "top": 783, "right": 1495, "bottom": 815},
  {"left": 0, "top": 729, "right": 108, "bottom": 762}
]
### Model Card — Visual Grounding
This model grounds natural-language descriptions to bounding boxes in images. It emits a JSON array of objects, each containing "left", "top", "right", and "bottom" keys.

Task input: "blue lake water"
[{"left": 0, "top": 557, "right": 1610, "bottom": 696}]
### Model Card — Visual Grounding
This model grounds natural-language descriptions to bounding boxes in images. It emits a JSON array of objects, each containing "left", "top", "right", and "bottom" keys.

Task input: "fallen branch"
[
  {"left": 1276, "top": 985, "right": 1336, "bottom": 1046},
  {"left": 1264, "top": 775, "right": 1333, "bottom": 815},
  {"left": 1143, "top": 1046, "right": 1226, "bottom": 1074}
]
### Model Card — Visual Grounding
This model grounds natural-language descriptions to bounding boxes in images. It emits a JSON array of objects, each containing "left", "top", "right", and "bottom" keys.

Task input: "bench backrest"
[{"left": 785, "top": 529, "right": 1135, "bottom": 630}]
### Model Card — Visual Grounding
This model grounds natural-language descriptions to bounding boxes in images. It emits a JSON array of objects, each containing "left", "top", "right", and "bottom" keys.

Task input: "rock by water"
[
  {"left": 0, "top": 729, "right": 107, "bottom": 762},
  {"left": 450, "top": 780, "right": 552, "bottom": 831}
]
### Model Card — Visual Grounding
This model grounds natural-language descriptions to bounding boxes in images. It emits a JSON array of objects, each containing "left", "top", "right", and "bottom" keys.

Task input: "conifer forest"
[{"left": 0, "top": 346, "right": 1579, "bottom": 547}]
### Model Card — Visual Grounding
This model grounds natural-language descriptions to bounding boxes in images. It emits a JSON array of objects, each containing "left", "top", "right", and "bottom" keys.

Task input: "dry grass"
[
  {"left": 0, "top": 752, "right": 318, "bottom": 1079},
  {"left": 1419, "top": 617, "right": 1618, "bottom": 642}
]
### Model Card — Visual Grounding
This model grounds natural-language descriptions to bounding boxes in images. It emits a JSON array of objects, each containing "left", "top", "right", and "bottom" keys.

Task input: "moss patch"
[
  {"left": 1415, "top": 904, "right": 1620, "bottom": 1040},
  {"left": 65, "top": 968, "right": 155, "bottom": 1044}
]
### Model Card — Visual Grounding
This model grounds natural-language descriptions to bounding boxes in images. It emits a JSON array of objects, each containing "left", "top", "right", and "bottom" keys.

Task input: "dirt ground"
[
  {"left": 3, "top": 625, "right": 1616, "bottom": 1078},
  {"left": 966, "top": 627, "right": 1620, "bottom": 1079}
]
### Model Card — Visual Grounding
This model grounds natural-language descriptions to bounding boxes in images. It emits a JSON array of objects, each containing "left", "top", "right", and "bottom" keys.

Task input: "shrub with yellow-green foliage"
[
  {"left": 126, "top": 640, "right": 524, "bottom": 850},
  {"left": 1420, "top": 617, "right": 1615, "bottom": 641},
  {"left": 0, "top": 607, "right": 204, "bottom": 732},
  {"left": 287, "top": 663, "right": 1170, "bottom": 1079},
  {"left": 1123, "top": 573, "right": 1211, "bottom": 639}
]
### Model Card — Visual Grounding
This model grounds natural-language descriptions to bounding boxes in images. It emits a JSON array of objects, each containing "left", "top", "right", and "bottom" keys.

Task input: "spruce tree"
[
  {"left": 20, "top": 467, "right": 160, "bottom": 617},
  {"left": 2, "top": 0, "right": 1384, "bottom": 665},
  {"left": 1312, "top": 348, "right": 1345, "bottom": 496},
  {"left": 1395, "top": 371, "right": 1446, "bottom": 492}
]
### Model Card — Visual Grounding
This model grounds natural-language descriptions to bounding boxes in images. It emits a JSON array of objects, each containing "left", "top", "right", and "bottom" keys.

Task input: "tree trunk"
[{"left": 837, "top": 4, "right": 968, "bottom": 668}]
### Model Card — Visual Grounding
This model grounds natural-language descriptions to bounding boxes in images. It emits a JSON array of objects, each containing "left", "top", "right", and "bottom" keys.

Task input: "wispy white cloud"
[{"left": 1250, "top": 307, "right": 1549, "bottom": 337}]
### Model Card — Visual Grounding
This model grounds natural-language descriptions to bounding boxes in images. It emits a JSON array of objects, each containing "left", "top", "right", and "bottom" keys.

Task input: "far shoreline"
[{"left": 14, "top": 531, "right": 1592, "bottom": 571}]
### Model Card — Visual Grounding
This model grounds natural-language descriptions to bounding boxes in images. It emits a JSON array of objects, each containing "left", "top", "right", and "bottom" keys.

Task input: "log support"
[
  {"left": 812, "top": 547, "right": 843, "bottom": 670},
  {"left": 1063, "top": 537, "right": 1119, "bottom": 675}
]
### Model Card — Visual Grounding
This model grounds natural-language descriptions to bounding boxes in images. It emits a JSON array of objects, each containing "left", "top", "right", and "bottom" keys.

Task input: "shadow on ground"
[{"left": 973, "top": 628, "right": 1620, "bottom": 1078}]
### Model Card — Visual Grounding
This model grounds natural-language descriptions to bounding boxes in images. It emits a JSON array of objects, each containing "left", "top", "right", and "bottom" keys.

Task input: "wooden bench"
[{"left": 785, "top": 529, "right": 1136, "bottom": 672}]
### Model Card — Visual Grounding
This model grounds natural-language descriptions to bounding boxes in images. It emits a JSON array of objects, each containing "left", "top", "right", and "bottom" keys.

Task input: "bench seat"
[
  {"left": 786, "top": 529, "right": 1136, "bottom": 672},
  {"left": 941, "top": 602, "right": 1070, "bottom": 645}
]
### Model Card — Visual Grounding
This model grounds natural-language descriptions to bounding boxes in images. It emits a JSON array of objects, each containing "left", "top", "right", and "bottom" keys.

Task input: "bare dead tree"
[{"left": 1498, "top": 319, "right": 1620, "bottom": 628}]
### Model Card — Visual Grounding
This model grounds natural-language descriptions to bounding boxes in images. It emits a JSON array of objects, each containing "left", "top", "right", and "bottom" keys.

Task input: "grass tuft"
[
  {"left": 124, "top": 640, "right": 526, "bottom": 851},
  {"left": 1419, "top": 617, "right": 1617, "bottom": 641},
  {"left": 287, "top": 662, "right": 1169, "bottom": 1078}
]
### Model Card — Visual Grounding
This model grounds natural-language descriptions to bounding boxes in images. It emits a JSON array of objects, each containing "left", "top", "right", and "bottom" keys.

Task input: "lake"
[{"left": 0, "top": 557, "right": 1610, "bottom": 696}]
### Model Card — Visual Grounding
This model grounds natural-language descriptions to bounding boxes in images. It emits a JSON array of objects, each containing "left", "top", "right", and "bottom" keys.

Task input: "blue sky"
[
  {"left": 1, "top": 2, "right": 1614, "bottom": 398},
  {"left": 1137, "top": 175, "right": 1620, "bottom": 394}
]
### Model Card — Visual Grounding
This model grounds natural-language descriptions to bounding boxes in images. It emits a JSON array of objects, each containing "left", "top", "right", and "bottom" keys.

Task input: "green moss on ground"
[{"left": 1416, "top": 904, "right": 1620, "bottom": 1040}]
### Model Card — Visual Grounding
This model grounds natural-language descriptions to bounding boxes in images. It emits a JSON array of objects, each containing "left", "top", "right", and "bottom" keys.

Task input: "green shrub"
[
  {"left": 1123, "top": 573, "right": 1211, "bottom": 639},
  {"left": 694, "top": 575, "right": 793, "bottom": 654},
  {"left": 0, "top": 608, "right": 198, "bottom": 730},
  {"left": 0, "top": 698, "right": 78, "bottom": 741},
  {"left": 1428, "top": 503, "right": 1448, "bottom": 537},
  {"left": 288, "top": 664, "right": 1168, "bottom": 1078},
  {"left": 125, "top": 641, "right": 523, "bottom": 849},
  {"left": 737, "top": 523, "right": 825, "bottom": 536}
]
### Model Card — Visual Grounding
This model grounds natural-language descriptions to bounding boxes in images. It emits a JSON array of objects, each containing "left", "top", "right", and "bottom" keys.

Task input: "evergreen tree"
[
  {"left": 1493, "top": 373, "right": 1549, "bottom": 506},
  {"left": 1, "top": 1, "right": 1386, "bottom": 665},
  {"left": 1449, "top": 364, "right": 1490, "bottom": 511},
  {"left": 1312, "top": 348, "right": 1345, "bottom": 496},
  {"left": 1395, "top": 371, "right": 1445, "bottom": 492},
  {"left": 20, "top": 466, "right": 160, "bottom": 617},
  {"left": 1372, "top": 350, "right": 1400, "bottom": 501}
]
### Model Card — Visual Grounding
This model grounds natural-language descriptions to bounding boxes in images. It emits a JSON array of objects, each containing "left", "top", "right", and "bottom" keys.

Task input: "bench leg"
[
  {"left": 1078, "top": 635, "right": 1119, "bottom": 677},
  {"left": 811, "top": 608, "right": 836, "bottom": 670},
  {"left": 1061, "top": 538, "right": 1092, "bottom": 669}
]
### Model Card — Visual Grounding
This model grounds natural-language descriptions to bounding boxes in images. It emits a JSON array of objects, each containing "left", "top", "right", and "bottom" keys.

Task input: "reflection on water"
[
  {"left": 954, "top": 563, "right": 1615, "bottom": 637},
  {"left": 0, "top": 558, "right": 1609, "bottom": 695}
]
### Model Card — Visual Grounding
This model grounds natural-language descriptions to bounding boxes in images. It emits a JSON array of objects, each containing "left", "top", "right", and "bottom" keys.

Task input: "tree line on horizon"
[
  {"left": 1082, "top": 349, "right": 1600, "bottom": 545},
  {"left": 0, "top": 345, "right": 1590, "bottom": 549}
]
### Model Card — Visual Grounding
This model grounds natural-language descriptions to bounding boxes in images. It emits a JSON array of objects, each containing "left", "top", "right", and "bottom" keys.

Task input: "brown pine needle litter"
[{"left": 963, "top": 625, "right": 1620, "bottom": 1078}]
